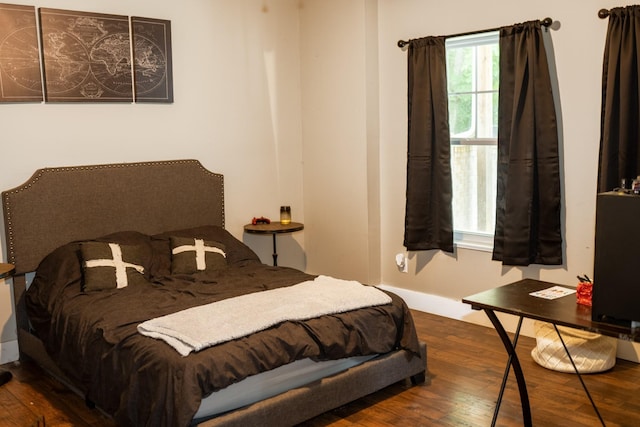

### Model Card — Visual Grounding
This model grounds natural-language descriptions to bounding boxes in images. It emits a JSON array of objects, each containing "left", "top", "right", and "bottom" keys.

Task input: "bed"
[{"left": 2, "top": 159, "right": 427, "bottom": 426}]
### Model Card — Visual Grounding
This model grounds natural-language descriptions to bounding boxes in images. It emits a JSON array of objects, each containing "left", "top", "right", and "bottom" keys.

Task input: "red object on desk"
[{"left": 577, "top": 281, "right": 593, "bottom": 306}]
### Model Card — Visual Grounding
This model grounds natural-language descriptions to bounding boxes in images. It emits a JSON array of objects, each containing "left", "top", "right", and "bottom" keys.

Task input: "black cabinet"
[{"left": 593, "top": 192, "right": 640, "bottom": 324}]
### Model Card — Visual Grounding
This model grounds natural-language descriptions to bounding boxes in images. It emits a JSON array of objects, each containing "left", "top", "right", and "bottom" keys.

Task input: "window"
[{"left": 446, "top": 31, "right": 499, "bottom": 251}]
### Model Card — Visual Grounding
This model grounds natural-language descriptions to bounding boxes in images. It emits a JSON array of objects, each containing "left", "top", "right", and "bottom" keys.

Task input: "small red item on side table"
[
  {"left": 576, "top": 274, "right": 592, "bottom": 306},
  {"left": 251, "top": 216, "right": 271, "bottom": 225}
]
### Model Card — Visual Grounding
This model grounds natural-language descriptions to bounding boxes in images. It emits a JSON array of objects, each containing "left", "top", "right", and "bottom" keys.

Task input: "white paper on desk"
[{"left": 529, "top": 286, "right": 576, "bottom": 300}]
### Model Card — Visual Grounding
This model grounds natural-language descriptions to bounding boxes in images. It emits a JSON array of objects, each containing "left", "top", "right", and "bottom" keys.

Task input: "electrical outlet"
[{"left": 395, "top": 253, "right": 408, "bottom": 273}]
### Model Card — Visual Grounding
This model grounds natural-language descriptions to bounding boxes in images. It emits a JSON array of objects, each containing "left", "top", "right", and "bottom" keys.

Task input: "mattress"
[{"left": 194, "top": 354, "right": 377, "bottom": 420}]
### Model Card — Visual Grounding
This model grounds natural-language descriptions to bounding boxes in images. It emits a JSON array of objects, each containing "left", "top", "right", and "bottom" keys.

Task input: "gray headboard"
[{"left": 2, "top": 159, "right": 224, "bottom": 275}]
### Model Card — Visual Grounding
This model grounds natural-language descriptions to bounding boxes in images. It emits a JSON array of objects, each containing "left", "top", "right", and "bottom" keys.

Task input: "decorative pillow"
[
  {"left": 81, "top": 242, "right": 149, "bottom": 291},
  {"left": 170, "top": 236, "right": 227, "bottom": 274},
  {"left": 154, "top": 226, "right": 260, "bottom": 263}
]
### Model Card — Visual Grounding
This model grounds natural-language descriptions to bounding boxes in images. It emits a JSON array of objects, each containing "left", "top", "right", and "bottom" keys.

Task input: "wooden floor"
[{"left": 1, "top": 310, "right": 639, "bottom": 426}]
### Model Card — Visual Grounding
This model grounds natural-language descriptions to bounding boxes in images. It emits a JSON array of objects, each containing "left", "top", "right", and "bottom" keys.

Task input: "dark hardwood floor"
[{"left": 1, "top": 310, "right": 639, "bottom": 426}]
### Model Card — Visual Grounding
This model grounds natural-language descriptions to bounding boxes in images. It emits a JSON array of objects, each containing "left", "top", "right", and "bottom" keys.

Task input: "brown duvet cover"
[{"left": 25, "top": 225, "right": 421, "bottom": 427}]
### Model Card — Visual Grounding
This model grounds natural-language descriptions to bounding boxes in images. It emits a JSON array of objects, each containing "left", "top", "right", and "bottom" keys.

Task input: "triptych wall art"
[{"left": 0, "top": 3, "right": 173, "bottom": 103}]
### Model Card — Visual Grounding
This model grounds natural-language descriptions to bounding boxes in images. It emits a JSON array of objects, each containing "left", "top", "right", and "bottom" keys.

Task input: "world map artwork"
[
  {"left": 132, "top": 17, "right": 173, "bottom": 103},
  {"left": 26, "top": 8, "right": 173, "bottom": 103},
  {"left": 0, "top": 4, "right": 43, "bottom": 102},
  {"left": 39, "top": 9, "right": 133, "bottom": 102}
]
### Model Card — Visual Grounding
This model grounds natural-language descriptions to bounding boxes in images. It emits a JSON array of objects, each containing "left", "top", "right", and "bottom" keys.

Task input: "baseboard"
[
  {"left": 0, "top": 339, "right": 19, "bottom": 365},
  {"left": 379, "top": 284, "right": 640, "bottom": 364}
]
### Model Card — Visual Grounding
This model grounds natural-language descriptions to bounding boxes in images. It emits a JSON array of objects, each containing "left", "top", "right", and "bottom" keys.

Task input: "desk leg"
[
  {"left": 492, "top": 316, "right": 523, "bottom": 426},
  {"left": 484, "top": 309, "right": 532, "bottom": 427},
  {"left": 552, "top": 325, "right": 606, "bottom": 426},
  {"left": 271, "top": 234, "right": 278, "bottom": 266}
]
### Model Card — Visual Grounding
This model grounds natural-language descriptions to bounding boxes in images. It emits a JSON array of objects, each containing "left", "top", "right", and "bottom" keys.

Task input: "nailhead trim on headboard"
[{"left": 2, "top": 159, "right": 225, "bottom": 274}]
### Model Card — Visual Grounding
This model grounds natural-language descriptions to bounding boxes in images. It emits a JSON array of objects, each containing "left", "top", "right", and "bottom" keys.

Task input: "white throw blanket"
[{"left": 137, "top": 275, "right": 392, "bottom": 356}]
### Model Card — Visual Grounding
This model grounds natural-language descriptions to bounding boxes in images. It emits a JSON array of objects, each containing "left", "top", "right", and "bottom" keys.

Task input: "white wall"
[
  {"left": 0, "top": 0, "right": 305, "bottom": 362},
  {"left": 299, "top": 0, "right": 380, "bottom": 282},
  {"left": 378, "top": 0, "right": 612, "bottom": 306},
  {"left": 297, "top": 0, "right": 624, "bottom": 297},
  {"left": 376, "top": 0, "right": 639, "bottom": 359}
]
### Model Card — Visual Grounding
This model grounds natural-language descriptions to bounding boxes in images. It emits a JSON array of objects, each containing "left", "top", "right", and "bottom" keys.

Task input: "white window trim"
[
  {"left": 451, "top": 137, "right": 496, "bottom": 146},
  {"left": 454, "top": 230, "right": 494, "bottom": 252},
  {"left": 445, "top": 30, "right": 499, "bottom": 49}
]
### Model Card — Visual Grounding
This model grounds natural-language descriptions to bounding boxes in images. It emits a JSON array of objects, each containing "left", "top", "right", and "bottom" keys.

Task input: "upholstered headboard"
[{"left": 2, "top": 159, "right": 224, "bottom": 275}]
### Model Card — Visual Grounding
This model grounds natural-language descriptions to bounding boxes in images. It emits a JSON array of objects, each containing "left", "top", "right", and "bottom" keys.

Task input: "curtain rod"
[
  {"left": 598, "top": 9, "right": 610, "bottom": 19},
  {"left": 397, "top": 17, "right": 553, "bottom": 48}
]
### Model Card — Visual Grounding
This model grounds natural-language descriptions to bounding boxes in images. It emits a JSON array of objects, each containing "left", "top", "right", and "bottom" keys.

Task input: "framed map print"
[
  {"left": 0, "top": 3, "right": 43, "bottom": 102},
  {"left": 131, "top": 17, "right": 173, "bottom": 103},
  {"left": 39, "top": 8, "right": 133, "bottom": 102}
]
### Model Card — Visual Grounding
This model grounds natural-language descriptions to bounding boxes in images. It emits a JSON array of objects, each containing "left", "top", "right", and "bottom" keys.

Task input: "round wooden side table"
[
  {"left": 244, "top": 222, "right": 304, "bottom": 266},
  {"left": 0, "top": 263, "right": 15, "bottom": 280}
]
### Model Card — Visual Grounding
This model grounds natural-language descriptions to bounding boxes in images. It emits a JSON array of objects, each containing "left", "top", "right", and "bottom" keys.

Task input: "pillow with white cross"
[
  {"left": 170, "top": 236, "right": 227, "bottom": 275},
  {"left": 81, "top": 242, "right": 149, "bottom": 291}
]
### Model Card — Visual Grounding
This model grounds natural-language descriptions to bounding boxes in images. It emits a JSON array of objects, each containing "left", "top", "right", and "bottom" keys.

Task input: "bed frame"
[{"left": 2, "top": 159, "right": 426, "bottom": 426}]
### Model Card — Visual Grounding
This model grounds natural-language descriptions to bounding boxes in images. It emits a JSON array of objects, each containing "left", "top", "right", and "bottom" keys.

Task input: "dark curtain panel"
[
  {"left": 598, "top": 6, "right": 640, "bottom": 193},
  {"left": 403, "top": 37, "right": 453, "bottom": 252},
  {"left": 492, "top": 21, "right": 562, "bottom": 266}
]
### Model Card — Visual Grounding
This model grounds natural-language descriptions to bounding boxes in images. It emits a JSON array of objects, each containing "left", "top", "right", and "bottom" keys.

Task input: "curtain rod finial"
[
  {"left": 398, "top": 40, "right": 409, "bottom": 48},
  {"left": 598, "top": 9, "right": 610, "bottom": 19},
  {"left": 541, "top": 17, "right": 553, "bottom": 27}
]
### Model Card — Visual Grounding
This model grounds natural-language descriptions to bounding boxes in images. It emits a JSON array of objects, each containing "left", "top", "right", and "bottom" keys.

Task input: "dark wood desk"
[
  {"left": 244, "top": 222, "right": 304, "bottom": 266},
  {"left": 463, "top": 279, "right": 639, "bottom": 427}
]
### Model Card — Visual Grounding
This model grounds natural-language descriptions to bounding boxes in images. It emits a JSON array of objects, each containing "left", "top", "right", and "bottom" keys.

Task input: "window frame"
[{"left": 446, "top": 31, "right": 499, "bottom": 252}]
